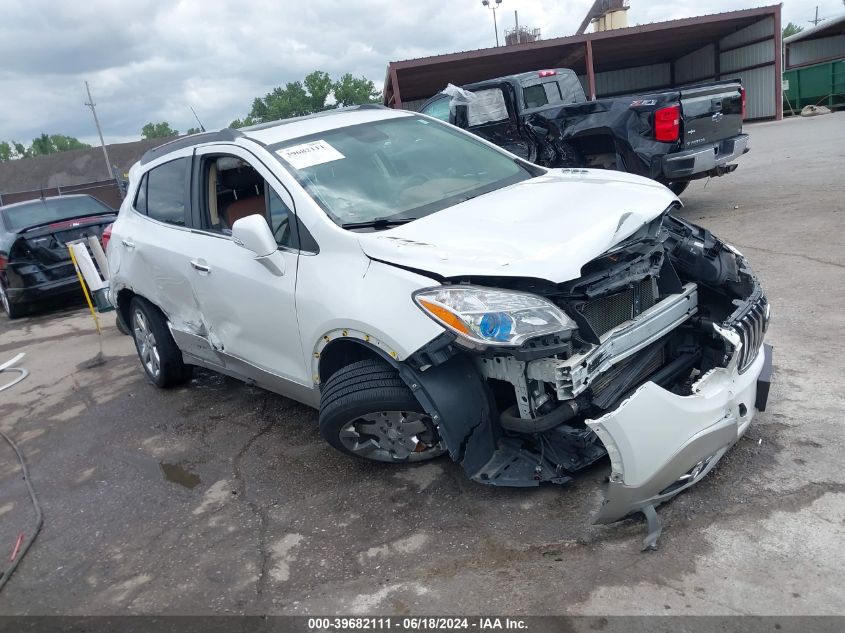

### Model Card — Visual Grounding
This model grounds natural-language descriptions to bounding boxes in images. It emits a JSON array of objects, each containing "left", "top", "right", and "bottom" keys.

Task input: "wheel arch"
[{"left": 317, "top": 333, "right": 402, "bottom": 386}]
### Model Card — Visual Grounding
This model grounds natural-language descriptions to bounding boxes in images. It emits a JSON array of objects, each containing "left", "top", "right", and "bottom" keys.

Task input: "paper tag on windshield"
[{"left": 277, "top": 140, "right": 345, "bottom": 169}]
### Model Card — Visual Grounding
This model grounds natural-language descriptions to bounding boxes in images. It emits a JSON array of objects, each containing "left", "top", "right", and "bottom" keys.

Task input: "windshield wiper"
[{"left": 341, "top": 217, "right": 417, "bottom": 230}]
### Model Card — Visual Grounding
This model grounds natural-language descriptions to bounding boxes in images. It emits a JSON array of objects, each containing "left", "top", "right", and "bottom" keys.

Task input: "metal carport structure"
[{"left": 384, "top": 5, "right": 782, "bottom": 120}]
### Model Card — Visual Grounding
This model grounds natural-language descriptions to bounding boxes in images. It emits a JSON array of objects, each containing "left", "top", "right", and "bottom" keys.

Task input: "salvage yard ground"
[{"left": 1, "top": 112, "right": 844, "bottom": 615}]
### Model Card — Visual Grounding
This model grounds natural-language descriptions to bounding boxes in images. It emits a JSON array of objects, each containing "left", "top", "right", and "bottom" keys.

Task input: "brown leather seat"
[{"left": 224, "top": 195, "right": 265, "bottom": 228}]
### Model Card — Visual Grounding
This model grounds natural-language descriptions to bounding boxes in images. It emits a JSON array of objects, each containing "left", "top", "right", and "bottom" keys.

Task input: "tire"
[
  {"left": 319, "top": 358, "right": 446, "bottom": 463},
  {"left": 129, "top": 297, "right": 192, "bottom": 388},
  {"left": 667, "top": 181, "right": 689, "bottom": 196},
  {"left": 0, "top": 282, "right": 25, "bottom": 319},
  {"left": 115, "top": 311, "right": 131, "bottom": 336}
]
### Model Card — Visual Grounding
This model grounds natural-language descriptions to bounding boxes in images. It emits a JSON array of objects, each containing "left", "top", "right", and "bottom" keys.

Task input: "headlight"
[{"left": 413, "top": 286, "right": 576, "bottom": 347}]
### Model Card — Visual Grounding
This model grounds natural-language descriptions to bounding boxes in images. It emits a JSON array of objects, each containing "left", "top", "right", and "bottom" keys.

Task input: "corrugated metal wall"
[
  {"left": 788, "top": 34, "right": 845, "bottom": 66},
  {"left": 675, "top": 44, "right": 716, "bottom": 84},
  {"left": 721, "top": 16, "right": 774, "bottom": 49},
  {"left": 729, "top": 66, "right": 776, "bottom": 118},
  {"left": 718, "top": 16, "right": 776, "bottom": 119},
  {"left": 721, "top": 40, "right": 775, "bottom": 73},
  {"left": 594, "top": 62, "right": 671, "bottom": 95}
]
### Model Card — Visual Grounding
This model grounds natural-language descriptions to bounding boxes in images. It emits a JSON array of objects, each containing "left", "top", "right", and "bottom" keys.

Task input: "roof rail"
[
  {"left": 239, "top": 104, "right": 389, "bottom": 133},
  {"left": 139, "top": 128, "right": 243, "bottom": 165}
]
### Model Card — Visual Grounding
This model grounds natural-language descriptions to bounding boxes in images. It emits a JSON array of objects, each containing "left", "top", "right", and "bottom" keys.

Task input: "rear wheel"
[
  {"left": 0, "top": 283, "right": 25, "bottom": 319},
  {"left": 319, "top": 358, "right": 446, "bottom": 463},
  {"left": 129, "top": 297, "right": 192, "bottom": 387}
]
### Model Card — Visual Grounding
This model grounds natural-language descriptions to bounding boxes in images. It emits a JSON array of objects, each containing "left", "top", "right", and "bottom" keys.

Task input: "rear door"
[
  {"left": 115, "top": 155, "right": 200, "bottom": 329},
  {"left": 680, "top": 82, "right": 743, "bottom": 149}
]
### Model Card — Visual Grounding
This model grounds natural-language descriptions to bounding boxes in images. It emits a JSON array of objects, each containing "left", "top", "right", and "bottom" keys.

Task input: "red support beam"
[
  {"left": 774, "top": 6, "right": 783, "bottom": 120},
  {"left": 390, "top": 66, "right": 403, "bottom": 109},
  {"left": 585, "top": 40, "right": 597, "bottom": 100}
]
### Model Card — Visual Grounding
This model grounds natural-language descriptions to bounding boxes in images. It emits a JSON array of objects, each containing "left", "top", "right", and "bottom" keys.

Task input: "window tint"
[
  {"left": 133, "top": 174, "right": 148, "bottom": 214},
  {"left": 146, "top": 158, "right": 188, "bottom": 225},
  {"left": 268, "top": 188, "right": 296, "bottom": 248},
  {"left": 1, "top": 196, "right": 113, "bottom": 232},
  {"left": 523, "top": 81, "right": 562, "bottom": 109},
  {"left": 420, "top": 96, "right": 451, "bottom": 122},
  {"left": 203, "top": 156, "right": 266, "bottom": 234}
]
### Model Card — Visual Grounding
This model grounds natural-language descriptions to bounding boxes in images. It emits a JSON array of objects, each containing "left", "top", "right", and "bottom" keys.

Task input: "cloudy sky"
[{"left": 0, "top": 0, "right": 840, "bottom": 146}]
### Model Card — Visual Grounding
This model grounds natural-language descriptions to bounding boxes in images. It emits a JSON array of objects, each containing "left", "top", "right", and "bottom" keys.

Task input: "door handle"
[
  {"left": 121, "top": 238, "right": 135, "bottom": 249},
  {"left": 190, "top": 258, "right": 211, "bottom": 273}
]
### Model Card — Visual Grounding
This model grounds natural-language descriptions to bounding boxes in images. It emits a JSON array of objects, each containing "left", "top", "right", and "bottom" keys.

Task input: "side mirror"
[{"left": 232, "top": 214, "right": 278, "bottom": 258}]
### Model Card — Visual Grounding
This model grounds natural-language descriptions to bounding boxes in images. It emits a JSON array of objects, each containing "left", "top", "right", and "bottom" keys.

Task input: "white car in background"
[{"left": 107, "top": 106, "right": 772, "bottom": 544}]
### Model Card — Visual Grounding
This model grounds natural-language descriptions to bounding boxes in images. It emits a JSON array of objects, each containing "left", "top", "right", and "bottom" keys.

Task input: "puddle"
[{"left": 159, "top": 462, "right": 201, "bottom": 489}]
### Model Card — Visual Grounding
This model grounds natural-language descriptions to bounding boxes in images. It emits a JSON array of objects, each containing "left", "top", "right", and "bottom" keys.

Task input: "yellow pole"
[{"left": 68, "top": 245, "right": 102, "bottom": 335}]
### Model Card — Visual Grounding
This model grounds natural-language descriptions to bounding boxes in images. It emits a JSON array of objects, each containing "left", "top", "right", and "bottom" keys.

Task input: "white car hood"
[{"left": 357, "top": 170, "right": 678, "bottom": 284}]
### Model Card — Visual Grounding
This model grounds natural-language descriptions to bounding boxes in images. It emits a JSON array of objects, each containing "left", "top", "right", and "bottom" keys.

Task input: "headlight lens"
[{"left": 414, "top": 286, "right": 576, "bottom": 347}]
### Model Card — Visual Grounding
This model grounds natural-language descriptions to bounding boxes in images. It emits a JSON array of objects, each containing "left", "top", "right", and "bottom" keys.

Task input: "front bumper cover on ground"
[{"left": 587, "top": 337, "right": 772, "bottom": 531}]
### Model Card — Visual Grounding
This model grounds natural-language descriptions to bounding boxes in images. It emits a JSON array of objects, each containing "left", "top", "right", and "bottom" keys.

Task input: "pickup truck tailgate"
[{"left": 680, "top": 82, "right": 742, "bottom": 149}]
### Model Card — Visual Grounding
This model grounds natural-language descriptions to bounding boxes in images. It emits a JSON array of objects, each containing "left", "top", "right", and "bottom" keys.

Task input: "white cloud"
[{"left": 0, "top": 0, "right": 838, "bottom": 145}]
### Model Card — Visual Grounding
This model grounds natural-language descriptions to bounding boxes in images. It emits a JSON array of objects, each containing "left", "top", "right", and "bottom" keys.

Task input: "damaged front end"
[{"left": 404, "top": 210, "right": 772, "bottom": 543}]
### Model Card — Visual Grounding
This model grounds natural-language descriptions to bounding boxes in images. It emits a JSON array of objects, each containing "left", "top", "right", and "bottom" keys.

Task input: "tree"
[
  {"left": 0, "top": 141, "right": 13, "bottom": 162},
  {"left": 333, "top": 74, "right": 381, "bottom": 107},
  {"left": 783, "top": 22, "right": 803, "bottom": 39},
  {"left": 186, "top": 127, "right": 203, "bottom": 135},
  {"left": 142, "top": 122, "right": 179, "bottom": 139},
  {"left": 231, "top": 70, "right": 383, "bottom": 127},
  {"left": 304, "top": 70, "right": 333, "bottom": 112},
  {"left": 27, "top": 134, "right": 90, "bottom": 156}
]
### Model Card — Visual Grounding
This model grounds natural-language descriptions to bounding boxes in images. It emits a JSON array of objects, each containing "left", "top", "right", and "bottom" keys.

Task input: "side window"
[
  {"left": 523, "top": 81, "right": 562, "bottom": 109},
  {"left": 267, "top": 187, "right": 296, "bottom": 249},
  {"left": 133, "top": 174, "right": 148, "bottom": 214},
  {"left": 420, "top": 96, "right": 451, "bottom": 122},
  {"left": 202, "top": 156, "right": 266, "bottom": 234},
  {"left": 146, "top": 158, "right": 188, "bottom": 225}
]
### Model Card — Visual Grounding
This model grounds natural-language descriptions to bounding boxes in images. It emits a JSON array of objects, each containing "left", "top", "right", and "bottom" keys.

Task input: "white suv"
[{"left": 108, "top": 106, "right": 771, "bottom": 537}]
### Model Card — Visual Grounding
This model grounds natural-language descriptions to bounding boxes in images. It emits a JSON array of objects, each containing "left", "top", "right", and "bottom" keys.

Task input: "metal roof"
[
  {"left": 784, "top": 13, "right": 845, "bottom": 44},
  {"left": 385, "top": 5, "right": 781, "bottom": 104}
]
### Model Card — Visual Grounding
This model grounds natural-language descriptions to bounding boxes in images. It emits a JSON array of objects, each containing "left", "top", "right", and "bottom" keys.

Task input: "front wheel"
[
  {"left": 129, "top": 297, "right": 192, "bottom": 388},
  {"left": 319, "top": 358, "right": 446, "bottom": 463}
]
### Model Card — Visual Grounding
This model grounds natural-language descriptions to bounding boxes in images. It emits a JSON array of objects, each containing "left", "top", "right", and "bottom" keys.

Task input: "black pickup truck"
[{"left": 417, "top": 68, "right": 749, "bottom": 195}]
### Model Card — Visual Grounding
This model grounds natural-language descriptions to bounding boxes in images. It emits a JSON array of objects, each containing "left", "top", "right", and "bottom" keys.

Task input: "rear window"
[
  {"left": 523, "top": 81, "right": 563, "bottom": 109},
  {"left": 0, "top": 196, "right": 113, "bottom": 232},
  {"left": 142, "top": 157, "right": 188, "bottom": 225}
]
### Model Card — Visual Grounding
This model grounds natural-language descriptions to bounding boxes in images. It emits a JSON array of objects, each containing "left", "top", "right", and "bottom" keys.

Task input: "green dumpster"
[{"left": 783, "top": 58, "right": 845, "bottom": 113}]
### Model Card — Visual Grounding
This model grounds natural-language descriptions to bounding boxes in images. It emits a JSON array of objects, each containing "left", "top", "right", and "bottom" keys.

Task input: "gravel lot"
[{"left": 1, "top": 112, "right": 844, "bottom": 615}]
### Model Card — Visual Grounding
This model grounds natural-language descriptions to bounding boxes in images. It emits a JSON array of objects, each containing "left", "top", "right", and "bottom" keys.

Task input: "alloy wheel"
[
  {"left": 133, "top": 309, "right": 161, "bottom": 379},
  {"left": 338, "top": 411, "right": 446, "bottom": 462}
]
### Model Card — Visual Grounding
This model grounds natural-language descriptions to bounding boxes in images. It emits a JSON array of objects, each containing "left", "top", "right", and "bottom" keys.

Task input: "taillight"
[
  {"left": 101, "top": 223, "right": 113, "bottom": 251},
  {"left": 538, "top": 69, "right": 557, "bottom": 77},
  {"left": 740, "top": 87, "right": 747, "bottom": 119},
  {"left": 654, "top": 104, "right": 680, "bottom": 142}
]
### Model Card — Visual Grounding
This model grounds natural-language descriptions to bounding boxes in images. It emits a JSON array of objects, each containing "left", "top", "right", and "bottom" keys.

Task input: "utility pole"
[{"left": 84, "top": 81, "right": 123, "bottom": 199}]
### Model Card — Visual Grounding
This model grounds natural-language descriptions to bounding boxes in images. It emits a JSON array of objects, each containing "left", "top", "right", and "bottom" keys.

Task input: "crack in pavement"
[
  {"left": 734, "top": 243, "right": 845, "bottom": 270},
  {"left": 231, "top": 393, "right": 276, "bottom": 601}
]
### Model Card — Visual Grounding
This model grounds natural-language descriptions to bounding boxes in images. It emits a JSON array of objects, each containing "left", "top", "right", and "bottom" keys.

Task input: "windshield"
[
  {"left": 273, "top": 115, "right": 535, "bottom": 229},
  {"left": 1, "top": 196, "right": 113, "bottom": 232}
]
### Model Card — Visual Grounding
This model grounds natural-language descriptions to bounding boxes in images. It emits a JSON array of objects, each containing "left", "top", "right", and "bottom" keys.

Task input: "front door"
[{"left": 185, "top": 145, "right": 309, "bottom": 388}]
